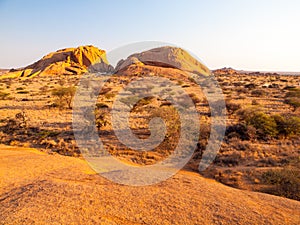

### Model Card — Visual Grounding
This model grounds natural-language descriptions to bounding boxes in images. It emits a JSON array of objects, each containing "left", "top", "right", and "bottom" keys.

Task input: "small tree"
[{"left": 52, "top": 86, "right": 76, "bottom": 109}]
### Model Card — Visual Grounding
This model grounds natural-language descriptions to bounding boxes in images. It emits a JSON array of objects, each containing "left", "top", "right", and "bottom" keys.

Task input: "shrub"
[
  {"left": 38, "top": 130, "right": 60, "bottom": 139},
  {"left": 262, "top": 168, "right": 300, "bottom": 201},
  {"left": 246, "top": 111, "right": 278, "bottom": 138},
  {"left": 237, "top": 107, "right": 278, "bottom": 139},
  {"left": 104, "top": 92, "right": 116, "bottom": 99},
  {"left": 52, "top": 86, "right": 76, "bottom": 109},
  {"left": 285, "top": 88, "right": 300, "bottom": 98},
  {"left": 251, "top": 99, "right": 259, "bottom": 105},
  {"left": 284, "top": 88, "right": 300, "bottom": 111},
  {"left": 225, "top": 100, "right": 241, "bottom": 114},
  {"left": 251, "top": 89, "right": 266, "bottom": 97},
  {"left": 95, "top": 109, "right": 109, "bottom": 129},
  {"left": 17, "top": 91, "right": 29, "bottom": 94},
  {"left": 272, "top": 114, "right": 300, "bottom": 138},
  {"left": 226, "top": 124, "right": 248, "bottom": 140},
  {"left": 285, "top": 98, "right": 300, "bottom": 111}
]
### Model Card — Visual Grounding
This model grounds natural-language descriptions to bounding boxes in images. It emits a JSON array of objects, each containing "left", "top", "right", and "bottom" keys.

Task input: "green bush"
[
  {"left": 52, "top": 86, "right": 76, "bottom": 109},
  {"left": 237, "top": 107, "right": 278, "bottom": 139},
  {"left": 247, "top": 112, "right": 278, "bottom": 137}
]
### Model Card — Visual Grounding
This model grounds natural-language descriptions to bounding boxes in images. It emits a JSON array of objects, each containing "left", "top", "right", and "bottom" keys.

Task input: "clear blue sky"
[{"left": 0, "top": 0, "right": 299, "bottom": 71}]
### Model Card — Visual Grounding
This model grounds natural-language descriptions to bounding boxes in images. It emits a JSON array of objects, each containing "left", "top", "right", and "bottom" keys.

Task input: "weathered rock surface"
[
  {"left": 1, "top": 145, "right": 299, "bottom": 224},
  {"left": 115, "top": 46, "right": 211, "bottom": 76}
]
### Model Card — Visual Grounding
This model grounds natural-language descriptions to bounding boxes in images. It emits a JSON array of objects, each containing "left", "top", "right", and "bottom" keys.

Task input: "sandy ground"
[{"left": 0, "top": 145, "right": 299, "bottom": 225}]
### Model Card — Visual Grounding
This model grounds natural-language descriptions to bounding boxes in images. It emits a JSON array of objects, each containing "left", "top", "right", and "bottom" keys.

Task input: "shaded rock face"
[
  {"left": 3, "top": 45, "right": 112, "bottom": 78},
  {"left": 114, "top": 46, "right": 211, "bottom": 76}
]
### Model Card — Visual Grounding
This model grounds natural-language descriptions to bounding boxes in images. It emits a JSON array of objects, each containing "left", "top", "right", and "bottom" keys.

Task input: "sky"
[{"left": 0, "top": 0, "right": 300, "bottom": 71}]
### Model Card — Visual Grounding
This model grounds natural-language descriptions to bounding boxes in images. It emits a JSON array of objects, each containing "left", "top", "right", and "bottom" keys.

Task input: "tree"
[{"left": 52, "top": 86, "right": 76, "bottom": 109}]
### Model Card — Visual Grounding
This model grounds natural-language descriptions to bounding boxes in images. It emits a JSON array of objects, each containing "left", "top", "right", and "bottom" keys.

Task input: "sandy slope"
[{"left": 0, "top": 145, "right": 299, "bottom": 225}]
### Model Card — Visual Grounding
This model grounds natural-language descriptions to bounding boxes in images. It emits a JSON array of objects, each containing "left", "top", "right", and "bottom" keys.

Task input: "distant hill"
[
  {"left": 213, "top": 67, "right": 300, "bottom": 76},
  {"left": 213, "top": 67, "right": 240, "bottom": 75}
]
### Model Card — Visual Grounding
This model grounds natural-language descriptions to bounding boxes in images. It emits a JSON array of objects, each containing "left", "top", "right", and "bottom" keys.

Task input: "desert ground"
[{"left": 0, "top": 46, "right": 300, "bottom": 224}]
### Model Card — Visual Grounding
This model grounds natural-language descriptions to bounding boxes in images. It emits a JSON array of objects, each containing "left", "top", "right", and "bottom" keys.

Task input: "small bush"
[
  {"left": 17, "top": 90, "right": 29, "bottom": 94},
  {"left": 247, "top": 111, "right": 278, "bottom": 137},
  {"left": 38, "top": 130, "right": 60, "bottom": 139},
  {"left": 285, "top": 88, "right": 300, "bottom": 98},
  {"left": 225, "top": 100, "right": 241, "bottom": 114},
  {"left": 104, "top": 92, "right": 116, "bottom": 99},
  {"left": 251, "top": 89, "right": 266, "bottom": 97},
  {"left": 251, "top": 99, "right": 259, "bottom": 105},
  {"left": 285, "top": 98, "right": 300, "bottom": 111},
  {"left": 226, "top": 124, "right": 248, "bottom": 140}
]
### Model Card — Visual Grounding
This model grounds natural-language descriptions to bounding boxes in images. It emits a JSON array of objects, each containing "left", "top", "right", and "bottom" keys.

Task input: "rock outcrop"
[
  {"left": 115, "top": 46, "right": 211, "bottom": 76},
  {"left": 2, "top": 45, "right": 112, "bottom": 78},
  {"left": 1, "top": 45, "right": 210, "bottom": 78}
]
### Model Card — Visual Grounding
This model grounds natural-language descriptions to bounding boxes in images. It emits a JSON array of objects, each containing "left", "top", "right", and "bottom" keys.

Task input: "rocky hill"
[
  {"left": 115, "top": 46, "right": 210, "bottom": 76},
  {"left": 1, "top": 45, "right": 211, "bottom": 79},
  {"left": 1, "top": 45, "right": 112, "bottom": 78}
]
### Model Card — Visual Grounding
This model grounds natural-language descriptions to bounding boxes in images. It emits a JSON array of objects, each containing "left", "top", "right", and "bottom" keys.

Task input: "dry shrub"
[{"left": 262, "top": 167, "right": 300, "bottom": 201}]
